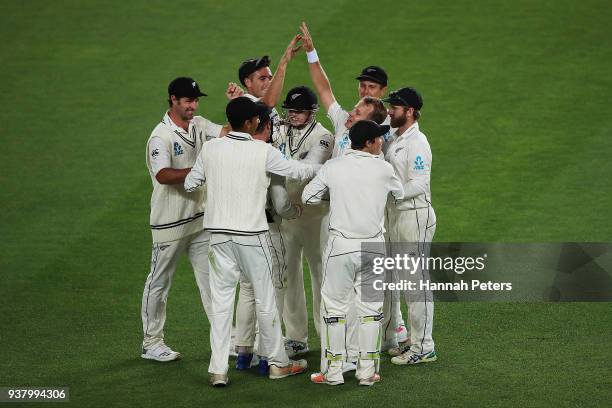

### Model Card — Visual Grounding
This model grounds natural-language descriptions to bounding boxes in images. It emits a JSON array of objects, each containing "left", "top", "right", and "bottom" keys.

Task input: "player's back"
[
  {"left": 201, "top": 132, "right": 271, "bottom": 234},
  {"left": 324, "top": 150, "right": 397, "bottom": 239}
]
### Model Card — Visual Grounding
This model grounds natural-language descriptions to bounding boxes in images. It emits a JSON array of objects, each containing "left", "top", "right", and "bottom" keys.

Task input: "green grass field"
[{"left": 1, "top": 0, "right": 611, "bottom": 406}]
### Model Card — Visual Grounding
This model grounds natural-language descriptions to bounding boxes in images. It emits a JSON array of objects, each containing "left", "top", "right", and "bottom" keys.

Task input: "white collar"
[
  {"left": 227, "top": 131, "right": 253, "bottom": 141},
  {"left": 163, "top": 111, "right": 191, "bottom": 135},
  {"left": 394, "top": 121, "right": 419, "bottom": 140},
  {"left": 345, "top": 149, "right": 379, "bottom": 159}
]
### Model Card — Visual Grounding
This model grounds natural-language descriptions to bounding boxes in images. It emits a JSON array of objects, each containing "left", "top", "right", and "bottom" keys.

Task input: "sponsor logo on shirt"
[
  {"left": 151, "top": 149, "right": 159, "bottom": 158},
  {"left": 339, "top": 133, "right": 350, "bottom": 151},
  {"left": 414, "top": 155, "right": 425, "bottom": 170},
  {"left": 173, "top": 142, "right": 184, "bottom": 156},
  {"left": 320, "top": 139, "right": 330, "bottom": 148}
]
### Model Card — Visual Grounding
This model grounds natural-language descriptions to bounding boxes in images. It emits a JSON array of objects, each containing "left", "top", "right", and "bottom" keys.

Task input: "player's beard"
[
  {"left": 181, "top": 108, "right": 195, "bottom": 121},
  {"left": 390, "top": 113, "right": 407, "bottom": 128}
]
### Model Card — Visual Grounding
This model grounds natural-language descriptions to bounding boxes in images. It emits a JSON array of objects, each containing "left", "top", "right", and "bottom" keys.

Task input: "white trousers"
[
  {"left": 319, "top": 234, "right": 385, "bottom": 381},
  {"left": 278, "top": 210, "right": 327, "bottom": 342},
  {"left": 387, "top": 206, "right": 437, "bottom": 354},
  {"left": 141, "top": 229, "right": 211, "bottom": 349},
  {"left": 208, "top": 232, "right": 289, "bottom": 375},
  {"left": 234, "top": 222, "right": 286, "bottom": 351}
]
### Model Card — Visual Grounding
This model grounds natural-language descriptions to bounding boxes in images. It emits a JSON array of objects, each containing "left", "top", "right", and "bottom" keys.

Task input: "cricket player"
[
  {"left": 353, "top": 60, "right": 411, "bottom": 354},
  {"left": 300, "top": 22, "right": 410, "bottom": 353},
  {"left": 299, "top": 22, "right": 407, "bottom": 365},
  {"left": 270, "top": 86, "right": 333, "bottom": 357},
  {"left": 299, "top": 22, "right": 387, "bottom": 158},
  {"left": 302, "top": 120, "right": 404, "bottom": 386},
  {"left": 234, "top": 102, "right": 302, "bottom": 374},
  {"left": 384, "top": 87, "right": 438, "bottom": 365},
  {"left": 184, "top": 97, "right": 319, "bottom": 386},
  {"left": 225, "top": 35, "right": 303, "bottom": 146},
  {"left": 141, "top": 77, "right": 227, "bottom": 362}
]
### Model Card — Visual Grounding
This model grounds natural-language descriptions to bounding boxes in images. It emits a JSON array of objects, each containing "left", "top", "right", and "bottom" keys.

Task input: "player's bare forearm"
[
  {"left": 300, "top": 21, "right": 335, "bottom": 111},
  {"left": 261, "top": 62, "right": 287, "bottom": 108},
  {"left": 261, "top": 34, "right": 302, "bottom": 108},
  {"left": 308, "top": 61, "right": 335, "bottom": 112},
  {"left": 155, "top": 168, "right": 191, "bottom": 185}
]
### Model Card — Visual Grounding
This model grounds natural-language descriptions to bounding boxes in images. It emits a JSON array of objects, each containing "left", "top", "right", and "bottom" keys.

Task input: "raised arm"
[
  {"left": 300, "top": 22, "right": 336, "bottom": 112},
  {"left": 261, "top": 34, "right": 303, "bottom": 109}
]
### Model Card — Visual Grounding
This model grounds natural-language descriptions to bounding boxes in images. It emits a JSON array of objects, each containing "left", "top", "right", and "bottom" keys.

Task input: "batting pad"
[
  {"left": 323, "top": 315, "right": 346, "bottom": 366},
  {"left": 358, "top": 314, "right": 383, "bottom": 359}
]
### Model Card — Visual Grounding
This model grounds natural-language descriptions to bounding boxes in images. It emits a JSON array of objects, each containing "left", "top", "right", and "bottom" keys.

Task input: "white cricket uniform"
[
  {"left": 184, "top": 131, "right": 319, "bottom": 375},
  {"left": 327, "top": 102, "right": 394, "bottom": 158},
  {"left": 302, "top": 149, "right": 404, "bottom": 382},
  {"left": 234, "top": 175, "right": 297, "bottom": 351},
  {"left": 273, "top": 120, "right": 333, "bottom": 342},
  {"left": 141, "top": 112, "right": 221, "bottom": 350},
  {"left": 327, "top": 102, "right": 402, "bottom": 357},
  {"left": 385, "top": 121, "right": 436, "bottom": 355}
]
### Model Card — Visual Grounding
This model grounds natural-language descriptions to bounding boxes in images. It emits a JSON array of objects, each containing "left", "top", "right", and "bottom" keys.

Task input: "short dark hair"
[
  {"left": 226, "top": 97, "right": 258, "bottom": 130},
  {"left": 255, "top": 102, "right": 271, "bottom": 133},
  {"left": 362, "top": 97, "right": 387, "bottom": 124},
  {"left": 238, "top": 56, "right": 271, "bottom": 86}
]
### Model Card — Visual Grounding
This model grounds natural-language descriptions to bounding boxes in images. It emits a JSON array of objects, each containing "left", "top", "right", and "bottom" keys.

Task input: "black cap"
[
  {"left": 356, "top": 66, "right": 388, "bottom": 86},
  {"left": 168, "top": 77, "right": 207, "bottom": 98},
  {"left": 238, "top": 56, "right": 271, "bottom": 86},
  {"left": 383, "top": 87, "right": 423, "bottom": 110},
  {"left": 226, "top": 96, "right": 259, "bottom": 129},
  {"left": 349, "top": 120, "right": 390, "bottom": 147},
  {"left": 282, "top": 86, "right": 318, "bottom": 111}
]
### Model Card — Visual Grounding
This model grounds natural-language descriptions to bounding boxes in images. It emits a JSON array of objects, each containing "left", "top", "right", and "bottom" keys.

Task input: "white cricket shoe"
[
  {"left": 391, "top": 350, "right": 438, "bottom": 365},
  {"left": 209, "top": 373, "right": 229, "bottom": 387},
  {"left": 358, "top": 373, "right": 381, "bottom": 386},
  {"left": 141, "top": 344, "right": 181, "bottom": 362},
  {"left": 387, "top": 340, "right": 411, "bottom": 357},
  {"left": 310, "top": 372, "right": 344, "bottom": 386},
  {"left": 269, "top": 359, "right": 308, "bottom": 379}
]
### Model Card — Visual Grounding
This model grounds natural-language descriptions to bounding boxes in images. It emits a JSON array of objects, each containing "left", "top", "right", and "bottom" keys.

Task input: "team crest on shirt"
[
  {"left": 173, "top": 142, "right": 184, "bottom": 156},
  {"left": 151, "top": 149, "right": 159, "bottom": 158},
  {"left": 320, "top": 139, "right": 330, "bottom": 148},
  {"left": 414, "top": 155, "right": 425, "bottom": 170},
  {"left": 278, "top": 142, "right": 287, "bottom": 156},
  {"left": 339, "top": 133, "right": 350, "bottom": 150}
]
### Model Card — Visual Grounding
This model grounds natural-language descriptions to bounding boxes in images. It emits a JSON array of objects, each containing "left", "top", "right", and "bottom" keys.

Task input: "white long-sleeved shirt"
[
  {"left": 302, "top": 149, "right": 404, "bottom": 239},
  {"left": 185, "top": 131, "right": 319, "bottom": 234},
  {"left": 384, "top": 121, "right": 433, "bottom": 210},
  {"left": 327, "top": 101, "right": 394, "bottom": 158},
  {"left": 146, "top": 112, "right": 221, "bottom": 243},
  {"left": 274, "top": 120, "right": 333, "bottom": 213}
]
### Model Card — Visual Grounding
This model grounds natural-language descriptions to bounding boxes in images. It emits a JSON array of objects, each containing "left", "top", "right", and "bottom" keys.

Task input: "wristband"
[{"left": 306, "top": 49, "right": 319, "bottom": 63}]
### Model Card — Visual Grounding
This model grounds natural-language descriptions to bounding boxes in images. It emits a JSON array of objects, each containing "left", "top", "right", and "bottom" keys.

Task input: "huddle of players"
[{"left": 140, "top": 22, "right": 437, "bottom": 387}]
